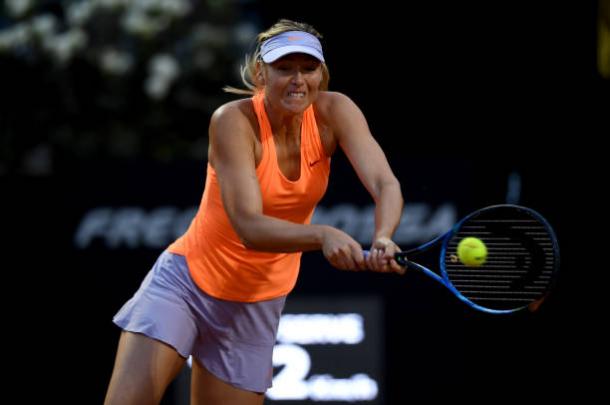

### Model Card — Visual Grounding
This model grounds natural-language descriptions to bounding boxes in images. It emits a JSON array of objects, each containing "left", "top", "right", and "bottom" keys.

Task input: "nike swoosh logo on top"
[{"left": 309, "top": 159, "right": 321, "bottom": 167}]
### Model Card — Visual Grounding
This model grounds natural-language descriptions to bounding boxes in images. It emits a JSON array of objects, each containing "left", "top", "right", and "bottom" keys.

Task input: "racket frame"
[{"left": 394, "top": 204, "right": 560, "bottom": 314}]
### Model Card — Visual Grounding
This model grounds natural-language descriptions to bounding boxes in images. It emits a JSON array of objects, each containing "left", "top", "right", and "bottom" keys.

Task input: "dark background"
[{"left": 3, "top": 0, "right": 606, "bottom": 402}]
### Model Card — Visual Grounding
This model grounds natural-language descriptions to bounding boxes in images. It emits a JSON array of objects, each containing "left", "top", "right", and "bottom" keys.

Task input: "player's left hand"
[{"left": 366, "top": 237, "right": 405, "bottom": 275}]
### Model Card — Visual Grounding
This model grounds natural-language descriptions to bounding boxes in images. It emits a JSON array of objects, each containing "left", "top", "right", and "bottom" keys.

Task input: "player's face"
[{"left": 263, "top": 53, "right": 322, "bottom": 114}]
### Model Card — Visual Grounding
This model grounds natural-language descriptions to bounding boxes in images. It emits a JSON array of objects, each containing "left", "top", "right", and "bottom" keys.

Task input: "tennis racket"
[{"left": 364, "top": 204, "right": 559, "bottom": 314}]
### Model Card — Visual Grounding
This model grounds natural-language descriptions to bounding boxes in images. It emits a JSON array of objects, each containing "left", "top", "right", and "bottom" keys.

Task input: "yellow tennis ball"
[{"left": 457, "top": 237, "right": 487, "bottom": 267}]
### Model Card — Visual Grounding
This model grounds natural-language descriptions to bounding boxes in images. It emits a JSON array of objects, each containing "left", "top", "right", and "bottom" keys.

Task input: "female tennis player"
[{"left": 104, "top": 19, "right": 404, "bottom": 405}]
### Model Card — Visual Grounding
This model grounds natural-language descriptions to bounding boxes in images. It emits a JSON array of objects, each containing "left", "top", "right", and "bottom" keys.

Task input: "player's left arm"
[{"left": 325, "top": 92, "right": 404, "bottom": 272}]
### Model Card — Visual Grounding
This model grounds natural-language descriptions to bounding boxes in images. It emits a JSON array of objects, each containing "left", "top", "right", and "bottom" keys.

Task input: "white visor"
[{"left": 260, "top": 31, "right": 325, "bottom": 63}]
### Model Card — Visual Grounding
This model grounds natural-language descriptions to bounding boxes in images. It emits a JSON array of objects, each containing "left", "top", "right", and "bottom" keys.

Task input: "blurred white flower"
[
  {"left": 145, "top": 53, "right": 180, "bottom": 99},
  {"left": 67, "top": 0, "right": 97, "bottom": 26},
  {"left": 5, "top": 0, "right": 35, "bottom": 18},
  {"left": 160, "top": 0, "right": 192, "bottom": 17},
  {"left": 31, "top": 15, "right": 59, "bottom": 39},
  {"left": 192, "top": 23, "right": 230, "bottom": 48},
  {"left": 129, "top": 0, "right": 191, "bottom": 17},
  {"left": 233, "top": 22, "right": 257, "bottom": 47},
  {"left": 98, "top": 0, "right": 129, "bottom": 10},
  {"left": 150, "top": 53, "right": 180, "bottom": 80},
  {"left": 145, "top": 75, "right": 167, "bottom": 100},
  {"left": 0, "top": 22, "right": 32, "bottom": 52},
  {"left": 120, "top": 0, "right": 191, "bottom": 38},
  {"left": 122, "top": 9, "right": 170, "bottom": 38},
  {"left": 100, "top": 48, "right": 134, "bottom": 75},
  {"left": 42, "top": 29, "right": 89, "bottom": 66}
]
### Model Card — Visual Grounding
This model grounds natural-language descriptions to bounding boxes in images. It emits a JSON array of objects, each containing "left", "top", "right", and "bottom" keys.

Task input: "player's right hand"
[{"left": 320, "top": 226, "right": 368, "bottom": 271}]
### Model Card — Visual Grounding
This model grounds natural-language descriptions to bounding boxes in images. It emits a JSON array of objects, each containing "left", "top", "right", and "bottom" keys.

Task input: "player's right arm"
[{"left": 209, "top": 102, "right": 364, "bottom": 269}]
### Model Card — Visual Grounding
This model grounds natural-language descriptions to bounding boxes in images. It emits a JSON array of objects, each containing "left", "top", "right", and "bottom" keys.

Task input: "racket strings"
[{"left": 444, "top": 209, "right": 557, "bottom": 310}]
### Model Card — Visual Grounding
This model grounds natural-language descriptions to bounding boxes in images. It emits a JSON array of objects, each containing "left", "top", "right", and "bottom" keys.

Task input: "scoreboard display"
[{"left": 267, "top": 295, "right": 384, "bottom": 404}]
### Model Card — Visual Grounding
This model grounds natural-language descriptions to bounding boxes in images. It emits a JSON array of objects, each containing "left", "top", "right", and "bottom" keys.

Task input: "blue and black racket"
[{"left": 366, "top": 204, "right": 559, "bottom": 314}]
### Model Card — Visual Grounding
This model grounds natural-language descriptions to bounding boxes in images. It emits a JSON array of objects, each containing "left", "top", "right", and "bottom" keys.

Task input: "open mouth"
[{"left": 287, "top": 91, "right": 306, "bottom": 99}]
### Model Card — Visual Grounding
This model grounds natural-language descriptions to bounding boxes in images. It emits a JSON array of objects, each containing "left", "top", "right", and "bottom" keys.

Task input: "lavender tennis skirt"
[{"left": 113, "top": 250, "right": 286, "bottom": 393}]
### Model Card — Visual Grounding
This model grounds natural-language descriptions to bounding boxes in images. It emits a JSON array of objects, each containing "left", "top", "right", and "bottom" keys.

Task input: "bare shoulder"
[
  {"left": 315, "top": 91, "right": 374, "bottom": 151},
  {"left": 210, "top": 98, "right": 256, "bottom": 133},
  {"left": 315, "top": 91, "right": 353, "bottom": 114},
  {"left": 209, "top": 97, "right": 258, "bottom": 165},
  {"left": 313, "top": 92, "right": 356, "bottom": 156},
  {"left": 314, "top": 91, "right": 360, "bottom": 126}
]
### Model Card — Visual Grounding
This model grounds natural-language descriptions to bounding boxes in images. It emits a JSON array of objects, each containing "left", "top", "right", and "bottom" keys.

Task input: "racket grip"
[{"left": 362, "top": 250, "right": 409, "bottom": 267}]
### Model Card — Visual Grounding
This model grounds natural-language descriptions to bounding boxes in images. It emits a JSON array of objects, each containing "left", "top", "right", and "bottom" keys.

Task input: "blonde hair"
[{"left": 223, "top": 19, "right": 330, "bottom": 95}]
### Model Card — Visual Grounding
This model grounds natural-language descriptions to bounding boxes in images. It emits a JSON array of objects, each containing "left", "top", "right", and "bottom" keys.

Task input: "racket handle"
[{"left": 362, "top": 250, "right": 409, "bottom": 267}]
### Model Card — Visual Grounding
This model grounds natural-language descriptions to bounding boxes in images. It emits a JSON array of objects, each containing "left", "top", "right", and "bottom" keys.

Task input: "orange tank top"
[{"left": 168, "top": 92, "right": 331, "bottom": 302}]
